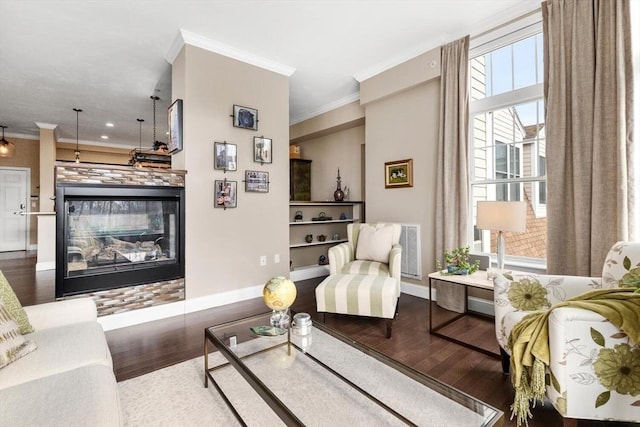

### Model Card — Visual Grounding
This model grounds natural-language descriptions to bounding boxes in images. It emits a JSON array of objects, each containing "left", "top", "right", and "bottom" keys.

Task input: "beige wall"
[
  {"left": 296, "top": 125, "right": 364, "bottom": 202},
  {"left": 292, "top": 47, "right": 443, "bottom": 283},
  {"left": 56, "top": 143, "right": 131, "bottom": 165},
  {"left": 171, "top": 44, "right": 290, "bottom": 299},
  {"left": 364, "top": 79, "right": 440, "bottom": 279},
  {"left": 0, "top": 136, "right": 40, "bottom": 246}
]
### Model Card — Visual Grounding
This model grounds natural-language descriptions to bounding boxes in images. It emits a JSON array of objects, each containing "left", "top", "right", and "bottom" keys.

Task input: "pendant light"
[
  {"left": 150, "top": 94, "right": 167, "bottom": 151},
  {"left": 134, "top": 118, "right": 144, "bottom": 168},
  {"left": 73, "top": 108, "right": 83, "bottom": 163},
  {"left": 0, "top": 125, "right": 16, "bottom": 158}
]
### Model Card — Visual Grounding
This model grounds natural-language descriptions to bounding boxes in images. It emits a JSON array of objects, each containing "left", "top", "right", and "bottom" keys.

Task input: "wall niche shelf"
[{"left": 289, "top": 201, "right": 364, "bottom": 277}]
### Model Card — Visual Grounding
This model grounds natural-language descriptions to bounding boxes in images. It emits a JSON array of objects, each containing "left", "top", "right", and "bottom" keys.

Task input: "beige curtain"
[
  {"left": 435, "top": 36, "right": 470, "bottom": 261},
  {"left": 543, "top": 0, "right": 634, "bottom": 275},
  {"left": 435, "top": 36, "right": 470, "bottom": 313}
]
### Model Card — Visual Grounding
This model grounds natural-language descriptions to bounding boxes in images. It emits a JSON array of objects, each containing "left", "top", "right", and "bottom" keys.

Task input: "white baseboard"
[
  {"left": 290, "top": 265, "right": 330, "bottom": 281},
  {"left": 99, "top": 277, "right": 495, "bottom": 331},
  {"left": 35, "top": 261, "right": 55, "bottom": 271},
  {"left": 98, "top": 283, "right": 266, "bottom": 331},
  {"left": 98, "top": 301, "right": 186, "bottom": 331}
]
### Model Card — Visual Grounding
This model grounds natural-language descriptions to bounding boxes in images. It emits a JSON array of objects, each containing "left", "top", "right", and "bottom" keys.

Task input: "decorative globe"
[{"left": 263, "top": 276, "right": 297, "bottom": 310}]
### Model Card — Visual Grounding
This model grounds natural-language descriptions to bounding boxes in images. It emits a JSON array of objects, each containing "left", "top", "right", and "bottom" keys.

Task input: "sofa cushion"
[
  {"left": 0, "top": 302, "right": 37, "bottom": 368},
  {"left": 0, "top": 270, "right": 34, "bottom": 334},
  {"left": 0, "top": 321, "right": 112, "bottom": 389},
  {"left": 355, "top": 223, "right": 394, "bottom": 263},
  {"left": 0, "top": 364, "right": 122, "bottom": 427}
]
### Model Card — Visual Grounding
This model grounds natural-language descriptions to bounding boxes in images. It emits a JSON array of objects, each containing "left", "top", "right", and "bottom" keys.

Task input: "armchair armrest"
[
  {"left": 388, "top": 244, "right": 402, "bottom": 283},
  {"left": 24, "top": 298, "right": 97, "bottom": 331},
  {"left": 493, "top": 273, "right": 600, "bottom": 350},
  {"left": 547, "top": 306, "right": 638, "bottom": 420},
  {"left": 328, "top": 242, "right": 354, "bottom": 275}
]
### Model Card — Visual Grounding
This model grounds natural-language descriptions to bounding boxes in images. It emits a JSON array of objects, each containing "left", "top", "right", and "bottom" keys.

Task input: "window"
[{"left": 470, "top": 20, "right": 547, "bottom": 263}]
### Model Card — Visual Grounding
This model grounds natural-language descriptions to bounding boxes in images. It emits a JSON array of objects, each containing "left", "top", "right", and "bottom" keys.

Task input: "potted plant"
[{"left": 437, "top": 246, "right": 480, "bottom": 275}]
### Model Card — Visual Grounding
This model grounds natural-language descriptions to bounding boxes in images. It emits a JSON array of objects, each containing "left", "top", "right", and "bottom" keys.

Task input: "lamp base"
[{"left": 496, "top": 231, "right": 505, "bottom": 270}]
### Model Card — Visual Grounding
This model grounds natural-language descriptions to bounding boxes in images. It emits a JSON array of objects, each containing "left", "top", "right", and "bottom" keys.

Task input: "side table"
[{"left": 428, "top": 270, "right": 500, "bottom": 359}]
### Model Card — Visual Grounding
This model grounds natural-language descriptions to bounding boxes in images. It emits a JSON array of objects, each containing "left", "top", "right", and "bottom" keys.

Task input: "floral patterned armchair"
[{"left": 493, "top": 241, "right": 640, "bottom": 423}]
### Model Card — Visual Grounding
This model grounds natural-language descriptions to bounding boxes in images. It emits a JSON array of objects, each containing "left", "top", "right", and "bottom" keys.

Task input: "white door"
[{"left": 0, "top": 168, "right": 28, "bottom": 251}]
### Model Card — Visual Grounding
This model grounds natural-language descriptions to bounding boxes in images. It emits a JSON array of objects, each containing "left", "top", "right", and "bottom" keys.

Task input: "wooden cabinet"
[
  {"left": 290, "top": 159, "right": 311, "bottom": 201},
  {"left": 289, "top": 201, "right": 364, "bottom": 277}
]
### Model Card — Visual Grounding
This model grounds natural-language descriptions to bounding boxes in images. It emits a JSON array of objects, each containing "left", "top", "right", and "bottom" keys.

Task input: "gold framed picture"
[{"left": 384, "top": 159, "right": 413, "bottom": 188}]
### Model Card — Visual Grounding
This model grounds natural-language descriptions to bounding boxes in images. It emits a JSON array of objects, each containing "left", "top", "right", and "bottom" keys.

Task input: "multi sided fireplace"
[{"left": 55, "top": 184, "right": 185, "bottom": 298}]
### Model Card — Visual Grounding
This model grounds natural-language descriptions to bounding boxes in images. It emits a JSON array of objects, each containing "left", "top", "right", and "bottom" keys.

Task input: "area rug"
[
  {"left": 118, "top": 330, "right": 491, "bottom": 426},
  {"left": 118, "top": 353, "right": 283, "bottom": 426}
]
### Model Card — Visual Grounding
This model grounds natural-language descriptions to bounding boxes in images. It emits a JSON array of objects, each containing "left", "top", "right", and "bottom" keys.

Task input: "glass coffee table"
[{"left": 204, "top": 312, "right": 503, "bottom": 426}]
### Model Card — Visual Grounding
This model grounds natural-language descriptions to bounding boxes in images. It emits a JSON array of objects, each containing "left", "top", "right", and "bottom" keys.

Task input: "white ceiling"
[{"left": 0, "top": 0, "right": 538, "bottom": 149}]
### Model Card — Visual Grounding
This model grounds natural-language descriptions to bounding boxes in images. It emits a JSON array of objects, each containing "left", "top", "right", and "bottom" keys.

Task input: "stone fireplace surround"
[{"left": 55, "top": 162, "right": 186, "bottom": 317}]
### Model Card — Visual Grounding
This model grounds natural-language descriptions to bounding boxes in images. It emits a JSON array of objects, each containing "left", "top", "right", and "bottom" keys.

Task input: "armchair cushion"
[
  {"left": 341, "top": 260, "right": 390, "bottom": 277},
  {"left": 355, "top": 223, "right": 395, "bottom": 263}
]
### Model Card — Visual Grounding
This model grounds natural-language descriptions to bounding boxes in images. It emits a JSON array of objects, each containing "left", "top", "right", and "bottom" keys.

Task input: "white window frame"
[{"left": 469, "top": 14, "right": 546, "bottom": 268}]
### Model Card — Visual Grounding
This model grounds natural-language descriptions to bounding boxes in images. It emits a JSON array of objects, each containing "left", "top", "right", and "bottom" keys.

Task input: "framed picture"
[
  {"left": 167, "top": 99, "right": 183, "bottom": 153},
  {"left": 214, "top": 180, "right": 237, "bottom": 209},
  {"left": 385, "top": 159, "right": 413, "bottom": 188},
  {"left": 233, "top": 104, "right": 258, "bottom": 131},
  {"left": 253, "top": 136, "right": 272, "bottom": 164},
  {"left": 214, "top": 142, "right": 237, "bottom": 171},
  {"left": 244, "top": 170, "right": 269, "bottom": 193}
]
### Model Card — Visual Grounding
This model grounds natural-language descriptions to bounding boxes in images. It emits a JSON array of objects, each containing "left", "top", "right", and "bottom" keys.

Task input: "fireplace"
[{"left": 55, "top": 184, "right": 185, "bottom": 298}]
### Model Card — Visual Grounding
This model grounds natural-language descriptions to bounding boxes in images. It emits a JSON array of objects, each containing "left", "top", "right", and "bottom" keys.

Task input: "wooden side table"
[{"left": 428, "top": 270, "right": 500, "bottom": 358}]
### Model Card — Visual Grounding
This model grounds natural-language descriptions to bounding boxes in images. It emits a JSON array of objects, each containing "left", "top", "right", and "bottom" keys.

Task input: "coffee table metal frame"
[
  {"left": 428, "top": 271, "right": 501, "bottom": 359},
  {"left": 204, "top": 312, "right": 503, "bottom": 427}
]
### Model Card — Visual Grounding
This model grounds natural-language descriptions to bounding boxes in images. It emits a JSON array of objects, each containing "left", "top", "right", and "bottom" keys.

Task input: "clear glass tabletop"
[{"left": 204, "top": 312, "right": 503, "bottom": 427}]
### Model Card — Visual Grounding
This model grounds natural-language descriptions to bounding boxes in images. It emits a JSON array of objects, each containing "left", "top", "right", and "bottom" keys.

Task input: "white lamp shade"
[{"left": 476, "top": 201, "right": 527, "bottom": 233}]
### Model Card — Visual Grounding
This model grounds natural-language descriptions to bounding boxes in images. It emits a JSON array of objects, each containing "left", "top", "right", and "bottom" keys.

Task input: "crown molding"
[
  {"left": 290, "top": 92, "right": 361, "bottom": 125},
  {"left": 57, "top": 137, "right": 137, "bottom": 150},
  {"left": 165, "top": 29, "right": 296, "bottom": 77},
  {"left": 354, "top": 0, "right": 539, "bottom": 83},
  {"left": 5, "top": 132, "right": 39, "bottom": 141},
  {"left": 35, "top": 122, "right": 57, "bottom": 130}
]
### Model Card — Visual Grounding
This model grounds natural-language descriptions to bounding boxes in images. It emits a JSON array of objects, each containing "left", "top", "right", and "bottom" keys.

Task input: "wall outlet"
[
  {"left": 259, "top": 255, "right": 267, "bottom": 266},
  {"left": 274, "top": 253, "right": 280, "bottom": 264}
]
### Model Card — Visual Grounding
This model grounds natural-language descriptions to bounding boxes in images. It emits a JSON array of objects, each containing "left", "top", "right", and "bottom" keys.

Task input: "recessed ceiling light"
[
  {"left": 101, "top": 135, "right": 109, "bottom": 139},
  {"left": 105, "top": 123, "right": 114, "bottom": 127},
  {"left": 166, "top": 131, "right": 169, "bottom": 135}
]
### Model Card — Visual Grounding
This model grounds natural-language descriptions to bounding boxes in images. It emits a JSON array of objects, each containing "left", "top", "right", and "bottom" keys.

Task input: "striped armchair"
[{"left": 316, "top": 223, "right": 402, "bottom": 337}]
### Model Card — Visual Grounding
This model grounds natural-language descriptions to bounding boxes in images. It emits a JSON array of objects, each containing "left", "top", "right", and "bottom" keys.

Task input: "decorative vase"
[{"left": 334, "top": 169, "right": 344, "bottom": 202}]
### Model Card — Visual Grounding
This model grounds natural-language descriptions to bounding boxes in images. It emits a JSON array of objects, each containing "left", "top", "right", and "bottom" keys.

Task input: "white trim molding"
[
  {"left": 165, "top": 29, "right": 296, "bottom": 77},
  {"left": 290, "top": 92, "right": 361, "bottom": 125}
]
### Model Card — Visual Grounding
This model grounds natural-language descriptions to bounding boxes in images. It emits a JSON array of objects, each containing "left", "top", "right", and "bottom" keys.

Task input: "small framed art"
[
  {"left": 233, "top": 105, "right": 258, "bottom": 130},
  {"left": 214, "top": 142, "right": 237, "bottom": 172},
  {"left": 253, "top": 136, "right": 272, "bottom": 164},
  {"left": 384, "top": 159, "right": 413, "bottom": 188},
  {"left": 244, "top": 170, "right": 269, "bottom": 193},
  {"left": 167, "top": 99, "right": 183, "bottom": 153},
  {"left": 214, "top": 180, "right": 237, "bottom": 209}
]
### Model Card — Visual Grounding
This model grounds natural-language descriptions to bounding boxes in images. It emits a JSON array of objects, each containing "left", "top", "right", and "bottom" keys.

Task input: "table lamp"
[{"left": 476, "top": 201, "right": 527, "bottom": 270}]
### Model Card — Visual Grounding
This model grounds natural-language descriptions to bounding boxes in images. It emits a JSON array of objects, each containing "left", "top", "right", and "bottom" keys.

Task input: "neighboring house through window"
[{"left": 469, "top": 14, "right": 547, "bottom": 264}]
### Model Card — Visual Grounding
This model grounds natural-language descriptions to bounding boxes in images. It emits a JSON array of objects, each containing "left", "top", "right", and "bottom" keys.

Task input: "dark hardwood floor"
[{"left": 2, "top": 251, "right": 633, "bottom": 427}]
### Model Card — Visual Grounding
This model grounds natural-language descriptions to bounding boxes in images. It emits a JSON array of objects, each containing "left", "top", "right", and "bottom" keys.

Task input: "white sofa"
[{"left": 0, "top": 298, "right": 122, "bottom": 426}]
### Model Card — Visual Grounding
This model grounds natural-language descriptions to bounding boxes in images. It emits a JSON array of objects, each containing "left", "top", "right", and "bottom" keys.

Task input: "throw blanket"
[{"left": 507, "top": 288, "right": 640, "bottom": 426}]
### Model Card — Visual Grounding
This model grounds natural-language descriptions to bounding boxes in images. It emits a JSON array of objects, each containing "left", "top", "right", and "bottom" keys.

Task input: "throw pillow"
[
  {"left": 355, "top": 224, "right": 394, "bottom": 264},
  {"left": 0, "top": 270, "right": 34, "bottom": 334},
  {"left": 0, "top": 302, "right": 37, "bottom": 369}
]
